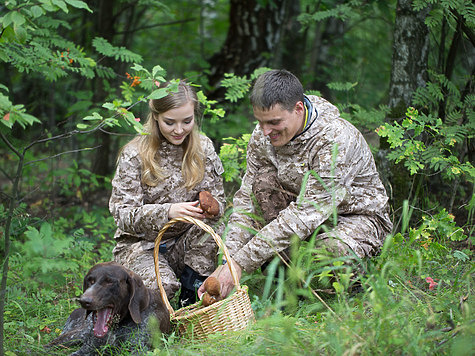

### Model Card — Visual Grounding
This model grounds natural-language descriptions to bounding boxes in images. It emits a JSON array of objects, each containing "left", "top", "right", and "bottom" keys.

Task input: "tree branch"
[
  {"left": 23, "top": 121, "right": 107, "bottom": 152},
  {"left": 438, "top": 17, "right": 462, "bottom": 121},
  {"left": 451, "top": 9, "right": 475, "bottom": 48},
  {"left": 0, "top": 131, "right": 21, "bottom": 158},
  {"left": 24, "top": 146, "right": 102, "bottom": 166},
  {"left": 0, "top": 165, "right": 12, "bottom": 183},
  {"left": 115, "top": 18, "right": 196, "bottom": 35}
]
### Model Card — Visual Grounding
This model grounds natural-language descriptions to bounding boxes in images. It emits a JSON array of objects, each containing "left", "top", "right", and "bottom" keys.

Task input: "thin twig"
[
  {"left": 24, "top": 146, "right": 101, "bottom": 166},
  {"left": 0, "top": 131, "right": 21, "bottom": 158},
  {"left": 0, "top": 165, "right": 12, "bottom": 182},
  {"left": 116, "top": 18, "right": 197, "bottom": 35}
]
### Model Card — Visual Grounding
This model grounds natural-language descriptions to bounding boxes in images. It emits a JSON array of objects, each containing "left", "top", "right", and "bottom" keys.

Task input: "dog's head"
[{"left": 79, "top": 262, "right": 150, "bottom": 338}]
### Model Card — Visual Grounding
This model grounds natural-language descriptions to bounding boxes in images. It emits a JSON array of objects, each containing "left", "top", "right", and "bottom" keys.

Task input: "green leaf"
[
  {"left": 152, "top": 65, "right": 166, "bottom": 78},
  {"left": 332, "top": 281, "right": 344, "bottom": 294},
  {"left": 102, "top": 102, "right": 116, "bottom": 110},
  {"left": 10, "top": 11, "right": 26, "bottom": 26},
  {"left": 318, "top": 268, "right": 333, "bottom": 281},
  {"left": 1, "top": 116, "right": 13, "bottom": 128},
  {"left": 20, "top": 113, "right": 41, "bottom": 126},
  {"left": 131, "top": 63, "right": 146, "bottom": 72},
  {"left": 1, "top": 12, "right": 14, "bottom": 28},
  {"left": 13, "top": 25, "right": 27, "bottom": 43},
  {"left": 64, "top": 0, "right": 93, "bottom": 12},
  {"left": 83, "top": 112, "right": 103, "bottom": 121},
  {"left": 148, "top": 88, "right": 168, "bottom": 100},
  {"left": 30, "top": 5, "right": 44, "bottom": 18},
  {"left": 52, "top": 0, "right": 69, "bottom": 13}
]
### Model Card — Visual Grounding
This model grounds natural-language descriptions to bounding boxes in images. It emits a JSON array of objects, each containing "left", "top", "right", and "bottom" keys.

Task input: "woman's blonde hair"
[{"left": 126, "top": 80, "right": 205, "bottom": 189}]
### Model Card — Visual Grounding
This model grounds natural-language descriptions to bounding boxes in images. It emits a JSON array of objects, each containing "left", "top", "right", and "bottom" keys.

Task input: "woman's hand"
[{"left": 168, "top": 201, "right": 205, "bottom": 220}]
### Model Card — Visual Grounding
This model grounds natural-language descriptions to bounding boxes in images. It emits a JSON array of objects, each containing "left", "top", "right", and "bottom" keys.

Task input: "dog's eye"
[{"left": 103, "top": 276, "right": 114, "bottom": 284}]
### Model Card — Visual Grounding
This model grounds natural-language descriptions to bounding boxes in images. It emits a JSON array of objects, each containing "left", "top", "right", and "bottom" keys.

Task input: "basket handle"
[{"left": 154, "top": 216, "right": 240, "bottom": 316}]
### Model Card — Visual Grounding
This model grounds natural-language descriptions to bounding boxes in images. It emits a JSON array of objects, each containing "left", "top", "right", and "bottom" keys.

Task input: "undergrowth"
[{"left": 2, "top": 200, "right": 473, "bottom": 355}]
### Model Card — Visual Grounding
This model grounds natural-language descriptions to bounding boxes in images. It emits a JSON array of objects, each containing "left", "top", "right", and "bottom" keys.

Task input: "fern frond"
[
  {"left": 431, "top": 72, "right": 460, "bottom": 99},
  {"left": 327, "top": 81, "right": 358, "bottom": 91},
  {"left": 458, "top": 1, "right": 475, "bottom": 24},
  {"left": 464, "top": 94, "right": 475, "bottom": 107},
  {"left": 424, "top": 8, "right": 443, "bottom": 29},
  {"left": 95, "top": 66, "right": 116, "bottom": 79},
  {"left": 422, "top": 144, "right": 443, "bottom": 167},
  {"left": 444, "top": 124, "right": 471, "bottom": 144},
  {"left": 304, "top": 90, "right": 321, "bottom": 98},
  {"left": 444, "top": 110, "right": 463, "bottom": 126},
  {"left": 221, "top": 73, "right": 252, "bottom": 103},
  {"left": 297, "top": 1, "right": 363, "bottom": 27},
  {"left": 92, "top": 37, "right": 142, "bottom": 63}
]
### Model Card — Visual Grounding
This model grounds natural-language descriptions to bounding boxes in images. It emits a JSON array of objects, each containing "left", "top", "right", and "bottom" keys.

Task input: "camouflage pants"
[
  {"left": 113, "top": 225, "right": 217, "bottom": 300},
  {"left": 252, "top": 170, "right": 387, "bottom": 261}
]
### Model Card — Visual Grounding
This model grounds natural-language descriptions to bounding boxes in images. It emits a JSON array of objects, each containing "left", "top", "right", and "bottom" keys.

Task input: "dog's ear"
[{"left": 127, "top": 271, "right": 150, "bottom": 324}]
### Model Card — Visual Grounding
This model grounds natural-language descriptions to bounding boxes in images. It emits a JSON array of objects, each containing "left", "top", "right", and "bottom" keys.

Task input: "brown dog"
[{"left": 47, "top": 262, "right": 170, "bottom": 355}]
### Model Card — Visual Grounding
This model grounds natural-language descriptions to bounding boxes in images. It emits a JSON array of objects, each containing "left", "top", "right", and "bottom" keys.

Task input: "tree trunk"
[
  {"left": 278, "top": 0, "right": 306, "bottom": 78},
  {"left": 387, "top": 0, "right": 430, "bottom": 119},
  {"left": 308, "top": 16, "right": 345, "bottom": 101},
  {"left": 383, "top": 0, "right": 430, "bottom": 224},
  {"left": 91, "top": 0, "right": 120, "bottom": 176},
  {"left": 206, "top": 0, "right": 290, "bottom": 99},
  {"left": 438, "top": 16, "right": 463, "bottom": 121}
]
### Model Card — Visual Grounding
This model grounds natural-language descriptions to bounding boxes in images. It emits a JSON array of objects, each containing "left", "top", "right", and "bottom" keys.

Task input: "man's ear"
[{"left": 294, "top": 100, "right": 305, "bottom": 114}]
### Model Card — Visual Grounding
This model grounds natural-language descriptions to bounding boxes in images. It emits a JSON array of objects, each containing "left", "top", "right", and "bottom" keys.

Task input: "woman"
[{"left": 109, "top": 80, "right": 225, "bottom": 307}]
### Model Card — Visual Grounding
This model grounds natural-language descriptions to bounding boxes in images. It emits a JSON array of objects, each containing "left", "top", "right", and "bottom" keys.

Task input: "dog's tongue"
[{"left": 93, "top": 308, "right": 113, "bottom": 338}]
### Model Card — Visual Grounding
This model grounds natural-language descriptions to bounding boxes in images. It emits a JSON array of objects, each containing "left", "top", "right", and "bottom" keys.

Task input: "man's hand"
[{"left": 198, "top": 259, "right": 242, "bottom": 300}]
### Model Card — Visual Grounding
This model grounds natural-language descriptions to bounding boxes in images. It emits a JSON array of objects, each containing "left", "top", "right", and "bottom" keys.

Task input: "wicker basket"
[{"left": 153, "top": 216, "right": 255, "bottom": 340}]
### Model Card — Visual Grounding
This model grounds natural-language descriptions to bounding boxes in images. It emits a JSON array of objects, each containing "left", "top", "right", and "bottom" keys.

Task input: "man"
[{"left": 199, "top": 69, "right": 392, "bottom": 299}]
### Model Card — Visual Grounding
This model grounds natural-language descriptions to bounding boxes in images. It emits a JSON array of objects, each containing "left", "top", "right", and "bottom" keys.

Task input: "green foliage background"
[{"left": 0, "top": 0, "right": 473, "bottom": 355}]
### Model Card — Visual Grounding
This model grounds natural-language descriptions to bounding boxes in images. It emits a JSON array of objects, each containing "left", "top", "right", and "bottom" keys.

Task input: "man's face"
[{"left": 253, "top": 102, "right": 305, "bottom": 147}]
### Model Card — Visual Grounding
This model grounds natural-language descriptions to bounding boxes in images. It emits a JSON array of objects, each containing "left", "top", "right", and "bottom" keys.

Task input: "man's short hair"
[{"left": 250, "top": 69, "right": 304, "bottom": 112}]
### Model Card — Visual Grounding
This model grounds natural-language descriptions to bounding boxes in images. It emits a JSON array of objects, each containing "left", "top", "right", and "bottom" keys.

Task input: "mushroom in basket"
[{"left": 201, "top": 277, "right": 223, "bottom": 307}]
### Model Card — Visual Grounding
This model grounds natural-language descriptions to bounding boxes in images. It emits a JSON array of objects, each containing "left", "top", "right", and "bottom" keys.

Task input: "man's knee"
[
  {"left": 252, "top": 170, "right": 295, "bottom": 224},
  {"left": 316, "top": 236, "right": 354, "bottom": 258}
]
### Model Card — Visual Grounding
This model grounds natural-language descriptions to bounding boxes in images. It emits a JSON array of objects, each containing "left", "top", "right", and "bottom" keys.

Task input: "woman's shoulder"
[
  {"left": 198, "top": 133, "right": 216, "bottom": 153},
  {"left": 120, "top": 139, "right": 141, "bottom": 160},
  {"left": 198, "top": 133, "right": 224, "bottom": 174}
]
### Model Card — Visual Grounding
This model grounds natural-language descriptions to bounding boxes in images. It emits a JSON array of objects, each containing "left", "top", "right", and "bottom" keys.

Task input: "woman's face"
[{"left": 157, "top": 101, "right": 195, "bottom": 145}]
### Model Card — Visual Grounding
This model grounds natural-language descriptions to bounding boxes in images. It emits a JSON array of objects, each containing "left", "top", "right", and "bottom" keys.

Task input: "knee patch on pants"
[{"left": 252, "top": 170, "right": 296, "bottom": 224}]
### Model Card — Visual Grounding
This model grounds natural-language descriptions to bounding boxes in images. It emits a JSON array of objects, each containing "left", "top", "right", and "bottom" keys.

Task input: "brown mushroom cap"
[
  {"left": 199, "top": 191, "right": 219, "bottom": 216},
  {"left": 202, "top": 277, "right": 222, "bottom": 307},
  {"left": 203, "top": 276, "right": 221, "bottom": 296}
]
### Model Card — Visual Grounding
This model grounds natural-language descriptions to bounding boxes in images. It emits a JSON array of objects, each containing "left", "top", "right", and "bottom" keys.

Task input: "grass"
[{"left": 2, "top": 203, "right": 474, "bottom": 355}]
